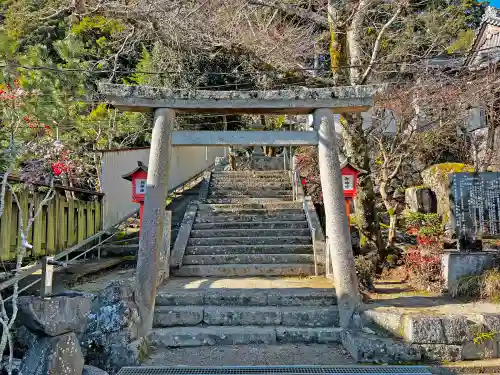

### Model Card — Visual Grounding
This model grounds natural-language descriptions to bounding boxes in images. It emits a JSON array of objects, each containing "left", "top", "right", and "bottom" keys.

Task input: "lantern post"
[
  {"left": 340, "top": 161, "right": 361, "bottom": 225},
  {"left": 122, "top": 161, "right": 148, "bottom": 231}
]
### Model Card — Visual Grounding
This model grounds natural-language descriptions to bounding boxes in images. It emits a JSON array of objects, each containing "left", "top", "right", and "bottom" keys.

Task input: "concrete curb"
[
  {"left": 170, "top": 202, "right": 198, "bottom": 268},
  {"left": 303, "top": 196, "right": 326, "bottom": 267},
  {"left": 198, "top": 171, "right": 212, "bottom": 201}
]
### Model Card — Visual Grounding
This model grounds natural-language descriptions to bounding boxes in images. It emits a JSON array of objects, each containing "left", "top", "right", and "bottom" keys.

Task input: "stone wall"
[
  {"left": 252, "top": 155, "right": 286, "bottom": 171},
  {"left": 441, "top": 251, "right": 494, "bottom": 290},
  {"left": 79, "top": 280, "right": 146, "bottom": 374},
  {"left": 362, "top": 307, "right": 500, "bottom": 362},
  {"left": 16, "top": 292, "right": 110, "bottom": 375}
]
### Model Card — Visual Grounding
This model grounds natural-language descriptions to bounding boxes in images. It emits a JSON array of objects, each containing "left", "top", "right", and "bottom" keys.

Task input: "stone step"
[
  {"left": 198, "top": 202, "right": 302, "bottom": 210},
  {"left": 208, "top": 191, "right": 292, "bottom": 198},
  {"left": 187, "top": 236, "right": 312, "bottom": 246},
  {"left": 156, "top": 288, "right": 336, "bottom": 307},
  {"left": 190, "top": 228, "right": 311, "bottom": 238},
  {"left": 185, "top": 244, "right": 313, "bottom": 256},
  {"left": 208, "top": 195, "right": 294, "bottom": 200},
  {"left": 99, "top": 244, "right": 138, "bottom": 256},
  {"left": 211, "top": 179, "right": 290, "bottom": 185},
  {"left": 211, "top": 174, "right": 290, "bottom": 179},
  {"left": 197, "top": 209, "right": 304, "bottom": 216},
  {"left": 153, "top": 306, "right": 339, "bottom": 328},
  {"left": 212, "top": 171, "right": 288, "bottom": 176},
  {"left": 205, "top": 198, "right": 293, "bottom": 204},
  {"left": 341, "top": 331, "right": 421, "bottom": 364},
  {"left": 210, "top": 183, "right": 292, "bottom": 189},
  {"left": 211, "top": 176, "right": 289, "bottom": 181},
  {"left": 210, "top": 187, "right": 291, "bottom": 192},
  {"left": 173, "top": 263, "right": 321, "bottom": 277},
  {"left": 183, "top": 254, "right": 314, "bottom": 265},
  {"left": 192, "top": 221, "right": 309, "bottom": 230},
  {"left": 194, "top": 213, "right": 306, "bottom": 223},
  {"left": 150, "top": 326, "right": 342, "bottom": 348}
]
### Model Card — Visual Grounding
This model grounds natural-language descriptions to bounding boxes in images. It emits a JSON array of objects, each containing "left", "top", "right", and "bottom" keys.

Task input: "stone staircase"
[
  {"left": 150, "top": 278, "right": 342, "bottom": 348},
  {"left": 149, "top": 170, "right": 421, "bottom": 363},
  {"left": 150, "top": 170, "right": 339, "bottom": 349},
  {"left": 172, "top": 170, "right": 321, "bottom": 277}
]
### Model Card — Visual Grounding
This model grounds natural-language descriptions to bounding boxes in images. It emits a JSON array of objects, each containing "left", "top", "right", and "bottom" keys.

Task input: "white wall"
[{"left": 101, "top": 146, "right": 225, "bottom": 227}]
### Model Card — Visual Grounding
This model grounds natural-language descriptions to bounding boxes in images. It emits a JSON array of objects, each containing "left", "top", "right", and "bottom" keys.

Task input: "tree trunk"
[
  {"left": 342, "top": 112, "right": 383, "bottom": 253},
  {"left": 388, "top": 214, "right": 397, "bottom": 248},
  {"left": 327, "top": 3, "right": 348, "bottom": 84},
  {"left": 346, "top": 0, "right": 367, "bottom": 85}
]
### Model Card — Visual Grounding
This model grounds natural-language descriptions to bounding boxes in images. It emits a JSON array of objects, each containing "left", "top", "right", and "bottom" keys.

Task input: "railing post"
[
  {"left": 97, "top": 234, "right": 101, "bottom": 260},
  {"left": 312, "top": 226, "right": 318, "bottom": 276},
  {"left": 40, "top": 256, "right": 54, "bottom": 299}
]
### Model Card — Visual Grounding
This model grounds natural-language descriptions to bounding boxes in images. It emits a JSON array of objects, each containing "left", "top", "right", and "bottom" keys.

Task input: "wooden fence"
[{"left": 0, "top": 189, "right": 103, "bottom": 261}]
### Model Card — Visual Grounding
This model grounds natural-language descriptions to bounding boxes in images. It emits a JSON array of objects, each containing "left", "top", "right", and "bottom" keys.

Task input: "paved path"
[
  {"left": 365, "top": 280, "right": 500, "bottom": 315},
  {"left": 159, "top": 275, "right": 334, "bottom": 291},
  {"left": 145, "top": 344, "right": 354, "bottom": 366}
]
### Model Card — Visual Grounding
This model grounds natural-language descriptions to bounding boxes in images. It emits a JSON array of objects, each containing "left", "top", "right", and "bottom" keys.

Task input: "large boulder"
[
  {"left": 19, "top": 332, "right": 84, "bottom": 375},
  {"left": 18, "top": 292, "right": 92, "bottom": 337},
  {"left": 421, "top": 163, "right": 474, "bottom": 226},
  {"left": 79, "top": 280, "right": 143, "bottom": 374},
  {"left": 405, "top": 187, "right": 437, "bottom": 214}
]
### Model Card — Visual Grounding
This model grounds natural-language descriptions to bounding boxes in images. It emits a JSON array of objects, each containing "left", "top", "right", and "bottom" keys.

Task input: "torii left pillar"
[{"left": 135, "top": 108, "right": 174, "bottom": 338}]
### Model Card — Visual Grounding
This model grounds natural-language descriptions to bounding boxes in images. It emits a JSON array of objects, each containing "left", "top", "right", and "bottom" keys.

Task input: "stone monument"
[{"left": 442, "top": 172, "right": 500, "bottom": 289}]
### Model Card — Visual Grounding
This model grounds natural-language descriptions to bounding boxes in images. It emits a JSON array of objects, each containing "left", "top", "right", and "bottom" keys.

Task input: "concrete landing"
[
  {"left": 144, "top": 343, "right": 354, "bottom": 366},
  {"left": 158, "top": 276, "right": 333, "bottom": 291}
]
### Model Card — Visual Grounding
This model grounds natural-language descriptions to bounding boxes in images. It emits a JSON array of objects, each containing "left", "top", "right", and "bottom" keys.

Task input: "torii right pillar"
[{"left": 314, "top": 108, "right": 361, "bottom": 328}]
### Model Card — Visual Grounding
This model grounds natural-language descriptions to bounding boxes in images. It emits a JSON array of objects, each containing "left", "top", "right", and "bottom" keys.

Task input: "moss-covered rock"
[{"left": 421, "top": 163, "right": 474, "bottom": 227}]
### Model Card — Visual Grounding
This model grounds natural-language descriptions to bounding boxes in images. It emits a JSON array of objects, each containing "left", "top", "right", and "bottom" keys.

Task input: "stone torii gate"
[{"left": 99, "top": 83, "right": 378, "bottom": 337}]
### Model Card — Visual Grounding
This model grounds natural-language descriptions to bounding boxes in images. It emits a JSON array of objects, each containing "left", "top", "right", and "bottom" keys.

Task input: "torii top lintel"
[{"left": 98, "top": 83, "right": 384, "bottom": 115}]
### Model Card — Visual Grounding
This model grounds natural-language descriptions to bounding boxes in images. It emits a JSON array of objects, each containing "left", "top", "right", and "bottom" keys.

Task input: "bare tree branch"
[
  {"left": 108, "top": 26, "right": 135, "bottom": 83},
  {"left": 359, "top": 5, "right": 403, "bottom": 85},
  {"left": 248, "top": 0, "right": 328, "bottom": 28}
]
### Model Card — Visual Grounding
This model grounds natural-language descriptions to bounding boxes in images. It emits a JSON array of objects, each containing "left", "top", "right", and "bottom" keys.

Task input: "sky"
[{"left": 490, "top": 0, "right": 500, "bottom": 7}]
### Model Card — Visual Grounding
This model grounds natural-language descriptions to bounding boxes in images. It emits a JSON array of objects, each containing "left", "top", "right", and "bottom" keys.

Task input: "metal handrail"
[
  {"left": 303, "top": 198, "right": 319, "bottom": 276},
  {"left": 0, "top": 208, "right": 139, "bottom": 301},
  {"left": 0, "top": 165, "right": 212, "bottom": 300}
]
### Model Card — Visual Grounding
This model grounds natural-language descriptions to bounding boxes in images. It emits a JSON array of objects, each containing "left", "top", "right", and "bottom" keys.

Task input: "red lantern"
[
  {"left": 122, "top": 161, "right": 148, "bottom": 231},
  {"left": 340, "top": 161, "right": 361, "bottom": 225}
]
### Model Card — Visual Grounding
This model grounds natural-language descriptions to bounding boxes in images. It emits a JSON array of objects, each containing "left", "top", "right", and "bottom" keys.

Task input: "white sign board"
[
  {"left": 136, "top": 179, "right": 147, "bottom": 195},
  {"left": 342, "top": 175, "right": 354, "bottom": 191}
]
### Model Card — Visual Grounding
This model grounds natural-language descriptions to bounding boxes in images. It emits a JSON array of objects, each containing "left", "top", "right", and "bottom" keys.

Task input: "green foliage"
[
  {"left": 426, "top": 162, "right": 475, "bottom": 176},
  {"left": 451, "top": 274, "right": 483, "bottom": 298},
  {"left": 355, "top": 255, "right": 376, "bottom": 292},
  {"left": 473, "top": 330, "right": 497, "bottom": 345},
  {"left": 386, "top": 254, "right": 397, "bottom": 267},
  {"left": 447, "top": 29, "right": 476, "bottom": 53},
  {"left": 452, "top": 269, "right": 500, "bottom": 302},
  {"left": 127, "top": 46, "right": 152, "bottom": 85},
  {"left": 403, "top": 211, "right": 443, "bottom": 236},
  {"left": 71, "top": 16, "right": 125, "bottom": 35}
]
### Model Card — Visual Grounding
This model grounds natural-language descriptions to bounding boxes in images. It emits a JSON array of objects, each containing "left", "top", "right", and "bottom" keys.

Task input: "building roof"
[
  {"left": 338, "top": 155, "right": 366, "bottom": 173},
  {"left": 122, "top": 161, "right": 148, "bottom": 181},
  {"left": 466, "top": 6, "right": 500, "bottom": 67}
]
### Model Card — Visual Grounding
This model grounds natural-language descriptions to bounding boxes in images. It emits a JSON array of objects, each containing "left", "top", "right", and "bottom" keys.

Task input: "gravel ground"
[{"left": 145, "top": 344, "right": 354, "bottom": 367}]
